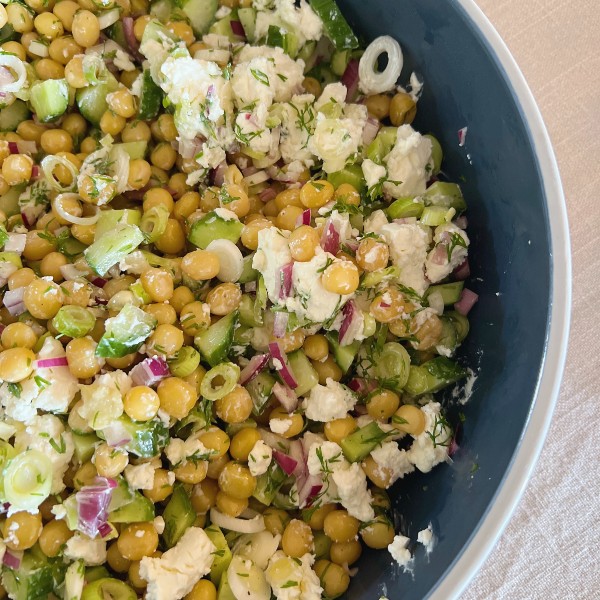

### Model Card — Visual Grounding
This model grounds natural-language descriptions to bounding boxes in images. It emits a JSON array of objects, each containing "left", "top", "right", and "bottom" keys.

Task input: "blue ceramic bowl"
[{"left": 339, "top": 1, "right": 571, "bottom": 598}]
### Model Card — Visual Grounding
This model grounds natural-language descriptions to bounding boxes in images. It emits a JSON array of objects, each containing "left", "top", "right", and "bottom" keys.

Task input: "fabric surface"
[{"left": 462, "top": 2, "right": 600, "bottom": 599}]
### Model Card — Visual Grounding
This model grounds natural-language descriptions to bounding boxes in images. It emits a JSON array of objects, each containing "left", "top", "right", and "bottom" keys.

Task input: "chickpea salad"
[{"left": 0, "top": 0, "right": 479, "bottom": 598}]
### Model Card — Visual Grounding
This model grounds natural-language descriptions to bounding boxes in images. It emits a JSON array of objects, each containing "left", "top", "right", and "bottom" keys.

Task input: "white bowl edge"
[{"left": 428, "top": 2, "right": 572, "bottom": 598}]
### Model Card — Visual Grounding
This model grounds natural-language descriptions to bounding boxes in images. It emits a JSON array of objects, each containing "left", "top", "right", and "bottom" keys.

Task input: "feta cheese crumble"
[
  {"left": 248, "top": 439, "right": 273, "bottom": 477},
  {"left": 302, "top": 378, "right": 357, "bottom": 422},
  {"left": 388, "top": 535, "right": 413, "bottom": 570}
]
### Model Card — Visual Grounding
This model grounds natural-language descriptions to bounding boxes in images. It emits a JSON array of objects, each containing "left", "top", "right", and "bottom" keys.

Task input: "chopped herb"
[
  {"left": 459, "top": 411, "right": 466, "bottom": 423},
  {"left": 470, "top": 462, "right": 479, "bottom": 474},
  {"left": 316, "top": 256, "right": 335, "bottom": 274},
  {"left": 446, "top": 232, "right": 468, "bottom": 262},
  {"left": 7, "top": 382, "right": 21, "bottom": 398},
  {"left": 282, "top": 581, "right": 298, "bottom": 588},
  {"left": 277, "top": 73, "right": 288, "bottom": 82},
  {"left": 233, "top": 122, "right": 264, "bottom": 146},
  {"left": 426, "top": 413, "right": 453, "bottom": 448},
  {"left": 250, "top": 68, "right": 269, "bottom": 86},
  {"left": 49, "top": 434, "right": 67, "bottom": 455},
  {"left": 367, "top": 176, "right": 402, "bottom": 202},
  {"left": 391, "top": 414, "right": 409, "bottom": 425}
]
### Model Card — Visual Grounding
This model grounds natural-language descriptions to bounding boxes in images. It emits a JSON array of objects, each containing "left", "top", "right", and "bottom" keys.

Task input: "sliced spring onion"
[
  {"left": 41, "top": 155, "right": 79, "bottom": 192},
  {"left": 200, "top": 362, "right": 240, "bottom": 401},
  {"left": 53, "top": 193, "right": 100, "bottom": 226},
  {"left": 227, "top": 555, "right": 271, "bottom": 600},
  {"left": 167, "top": 346, "right": 200, "bottom": 378},
  {"left": 358, "top": 35, "right": 403, "bottom": 95},
  {"left": 206, "top": 239, "right": 244, "bottom": 282},
  {"left": 210, "top": 508, "right": 266, "bottom": 533},
  {"left": 82, "top": 54, "right": 107, "bottom": 86},
  {"left": 375, "top": 342, "right": 411, "bottom": 389},
  {"left": 28, "top": 40, "right": 49, "bottom": 58},
  {"left": 51, "top": 305, "right": 96, "bottom": 338},
  {"left": 0, "top": 54, "right": 26, "bottom": 93},
  {"left": 97, "top": 8, "right": 120, "bottom": 29},
  {"left": 3, "top": 449, "right": 53, "bottom": 511},
  {"left": 420, "top": 206, "right": 455, "bottom": 227},
  {"left": 140, "top": 204, "right": 169, "bottom": 243}
]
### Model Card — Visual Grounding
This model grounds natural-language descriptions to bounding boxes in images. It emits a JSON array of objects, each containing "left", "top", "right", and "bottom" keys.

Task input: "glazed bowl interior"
[{"left": 339, "top": 0, "right": 560, "bottom": 598}]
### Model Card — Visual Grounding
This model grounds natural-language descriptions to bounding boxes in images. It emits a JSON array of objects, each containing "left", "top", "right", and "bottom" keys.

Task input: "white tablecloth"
[{"left": 462, "top": 2, "right": 600, "bottom": 598}]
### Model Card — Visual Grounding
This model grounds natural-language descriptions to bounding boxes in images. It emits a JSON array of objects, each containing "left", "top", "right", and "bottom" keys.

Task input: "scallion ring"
[
  {"left": 53, "top": 193, "right": 100, "bottom": 226},
  {"left": 41, "top": 154, "right": 80, "bottom": 192},
  {"left": 167, "top": 346, "right": 201, "bottom": 378},
  {"left": 358, "top": 35, "right": 403, "bottom": 95},
  {"left": 200, "top": 362, "right": 240, "bottom": 401},
  {"left": 0, "top": 54, "right": 27, "bottom": 93},
  {"left": 3, "top": 449, "right": 53, "bottom": 511},
  {"left": 140, "top": 204, "right": 169, "bottom": 243},
  {"left": 375, "top": 341, "right": 411, "bottom": 389}
]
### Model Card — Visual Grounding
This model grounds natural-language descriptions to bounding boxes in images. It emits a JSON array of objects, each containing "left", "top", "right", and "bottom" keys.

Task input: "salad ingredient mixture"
[{"left": 0, "top": 0, "right": 479, "bottom": 597}]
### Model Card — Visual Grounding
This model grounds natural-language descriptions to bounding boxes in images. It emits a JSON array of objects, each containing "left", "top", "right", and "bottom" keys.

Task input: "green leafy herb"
[
  {"left": 446, "top": 232, "right": 468, "bottom": 262},
  {"left": 250, "top": 68, "right": 269, "bottom": 86},
  {"left": 316, "top": 256, "right": 335, "bottom": 274},
  {"left": 367, "top": 176, "right": 402, "bottom": 202},
  {"left": 7, "top": 382, "right": 21, "bottom": 397},
  {"left": 426, "top": 413, "right": 453, "bottom": 448},
  {"left": 277, "top": 73, "right": 288, "bottom": 82},
  {"left": 34, "top": 375, "right": 51, "bottom": 389},
  {"left": 233, "top": 122, "right": 264, "bottom": 146},
  {"left": 282, "top": 581, "right": 298, "bottom": 588},
  {"left": 49, "top": 434, "right": 67, "bottom": 455}
]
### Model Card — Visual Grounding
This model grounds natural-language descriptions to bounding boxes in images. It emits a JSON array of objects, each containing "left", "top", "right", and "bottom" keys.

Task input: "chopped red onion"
[
  {"left": 272, "top": 449, "right": 298, "bottom": 475},
  {"left": 122, "top": 17, "right": 144, "bottom": 63},
  {"left": 130, "top": 356, "right": 170, "bottom": 387},
  {"left": 242, "top": 166, "right": 258, "bottom": 177},
  {"left": 230, "top": 19, "right": 245, "bottom": 38},
  {"left": 353, "top": 403, "right": 368, "bottom": 415},
  {"left": 338, "top": 300, "right": 360, "bottom": 346},
  {"left": 341, "top": 59, "right": 360, "bottom": 101},
  {"left": 454, "top": 288, "right": 478, "bottom": 316},
  {"left": 453, "top": 259, "right": 471, "bottom": 281},
  {"left": 320, "top": 220, "right": 340, "bottom": 255},
  {"left": 35, "top": 356, "right": 69, "bottom": 368},
  {"left": 102, "top": 421, "right": 133, "bottom": 448},
  {"left": 295, "top": 209, "right": 311, "bottom": 228},
  {"left": 259, "top": 187, "right": 277, "bottom": 203},
  {"left": 362, "top": 116, "right": 381, "bottom": 146},
  {"left": 239, "top": 353, "right": 270, "bottom": 386},
  {"left": 4, "top": 233, "right": 26, "bottom": 254},
  {"left": 277, "top": 263, "right": 294, "bottom": 301},
  {"left": 31, "top": 165, "right": 40, "bottom": 179},
  {"left": 2, "top": 549, "right": 22, "bottom": 570},
  {"left": 272, "top": 311, "right": 289, "bottom": 338},
  {"left": 298, "top": 474, "right": 323, "bottom": 508},
  {"left": 76, "top": 477, "right": 117, "bottom": 539},
  {"left": 90, "top": 277, "right": 107, "bottom": 288},
  {"left": 244, "top": 281, "right": 257, "bottom": 293},
  {"left": 268, "top": 341, "right": 298, "bottom": 389},
  {"left": 454, "top": 215, "right": 468, "bottom": 229},
  {"left": 458, "top": 126, "right": 468, "bottom": 147},
  {"left": 98, "top": 522, "right": 113, "bottom": 538},
  {"left": 430, "top": 244, "right": 448, "bottom": 265},
  {"left": 178, "top": 137, "right": 204, "bottom": 159},
  {"left": 3, "top": 287, "right": 26, "bottom": 316},
  {"left": 212, "top": 161, "right": 227, "bottom": 187},
  {"left": 8, "top": 140, "right": 37, "bottom": 155},
  {"left": 348, "top": 378, "right": 378, "bottom": 397},
  {"left": 272, "top": 381, "right": 298, "bottom": 412},
  {"left": 288, "top": 440, "right": 307, "bottom": 480}
]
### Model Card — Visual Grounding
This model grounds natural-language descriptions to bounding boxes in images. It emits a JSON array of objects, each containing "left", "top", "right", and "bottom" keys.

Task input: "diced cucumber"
[
  {"left": 366, "top": 126, "right": 398, "bottom": 164},
  {"left": 99, "top": 416, "right": 169, "bottom": 458},
  {"left": 237, "top": 7, "right": 256, "bottom": 42},
  {"left": 309, "top": 0, "right": 358, "bottom": 49},
  {"left": 217, "top": 569, "right": 237, "bottom": 600},
  {"left": 94, "top": 210, "right": 142, "bottom": 241},
  {"left": 0, "top": 100, "right": 30, "bottom": 131},
  {"left": 331, "top": 49, "right": 351, "bottom": 76},
  {"left": 266, "top": 25, "right": 299, "bottom": 57},
  {"left": 205, "top": 525, "right": 232, "bottom": 586},
  {"left": 188, "top": 210, "right": 244, "bottom": 249},
  {"left": 96, "top": 303, "right": 156, "bottom": 358},
  {"left": 209, "top": 12, "right": 243, "bottom": 41},
  {"left": 81, "top": 578, "right": 137, "bottom": 600},
  {"left": 404, "top": 357, "right": 468, "bottom": 396},
  {"left": 0, "top": 185, "right": 22, "bottom": 216},
  {"left": 85, "top": 223, "right": 145, "bottom": 276},
  {"left": 437, "top": 317, "right": 458, "bottom": 353},
  {"left": 420, "top": 205, "right": 454, "bottom": 226},
  {"left": 138, "top": 69, "right": 162, "bottom": 120},
  {"left": 149, "top": 0, "right": 174, "bottom": 22},
  {"left": 76, "top": 73, "right": 119, "bottom": 126},
  {"left": 340, "top": 421, "right": 390, "bottom": 463},
  {"left": 444, "top": 311, "right": 469, "bottom": 342},
  {"left": 239, "top": 295, "right": 262, "bottom": 327},
  {"left": 424, "top": 134, "right": 443, "bottom": 174},
  {"left": 423, "top": 181, "right": 467, "bottom": 213},
  {"left": 238, "top": 254, "right": 258, "bottom": 284},
  {"left": 109, "top": 491, "right": 155, "bottom": 523},
  {"left": 106, "top": 21, "right": 127, "bottom": 47},
  {"left": 84, "top": 566, "right": 111, "bottom": 583},
  {"left": 0, "top": 23, "right": 17, "bottom": 44},
  {"left": 327, "top": 164, "right": 366, "bottom": 192},
  {"left": 247, "top": 371, "right": 276, "bottom": 415},
  {"left": 181, "top": 0, "right": 218, "bottom": 36},
  {"left": 253, "top": 461, "right": 287, "bottom": 505},
  {"left": 1, "top": 546, "right": 56, "bottom": 600},
  {"left": 72, "top": 432, "right": 99, "bottom": 463},
  {"left": 306, "top": 62, "right": 336, "bottom": 86},
  {"left": 426, "top": 282, "right": 464, "bottom": 305},
  {"left": 114, "top": 141, "right": 148, "bottom": 160},
  {"left": 194, "top": 310, "right": 238, "bottom": 367},
  {"left": 386, "top": 196, "right": 425, "bottom": 219},
  {"left": 162, "top": 484, "right": 195, "bottom": 548},
  {"left": 287, "top": 350, "right": 318, "bottom": 397},
  {"left": 29, "top": 79, "right": 69, "bottom": 123},
  {"left": 325, "top": 332, "right": 361, "bottom": 374},
  {"left": 360, "top": 266, "right": 400, "bottom": 289}
]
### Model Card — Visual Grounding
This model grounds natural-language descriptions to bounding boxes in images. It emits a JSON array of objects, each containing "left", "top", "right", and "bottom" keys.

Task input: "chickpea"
[
  {"left": 0, "top": 346, "right": 34, "bottom": 383},
  {"left": 185, "top": 579, "right": 217, "bottom": 600},
  {"left": 6, "top": 3, "right": 33, "bottom": 33},
  {"left": 71, "top": 10, "right": 100, "bottom": 48},
  {"left": 275, "top": 188, "right": 303, "bottom": 211},
  {"left": 108, "top": 88, "right": 137, "bottom": 118},
  {"left": 269, "top": 406, "right": 304, "bottom": 439},
  {"left": 38, "top": 519, "right": 73, "bottom": 557},
  {"left": 100, "top": 110, "right": 126, "bottom": 136},
  {"left": 229, "top": 427, "right": 261, "bottom": 462},
  {"left": 154, "top": 218, "right": 185, "bottom": 254},
  {"left": 263, "top": 507, "right": 291, "bottom": 536},
  {"left": 198, "top": 428, "right": 230, "bottom": 459},
  {"left": 147, "top": 323, "right": 184, "bottom": 357},
  {"left": 330, "top": 540, "right": 362, "bottom": 565},
  {"left": 174, "top": 459, "right": 208, "bottom": 485},
  {"left": 157, "top": 377, "right": 197, "bottom": 419},
  {"left": 180, "top": 301, "right": 211, "bottom": 336},
  {"left": 356, "top": 237, "right": 390, "bottom": 271},
  {"left": 275, "top": 205, "right": 304, "bottom": 231},
  {"left": 140, "top": 268, "right": 174, "bottom": 303},
  {"left": 289, "top": 225, "right": 319, "bottom": 262},
  {"left": 127, "top": 159, "right": 152, "bottom": 190},
  {"left": 300, "top": 180, "right": 334, "bottom": 209},
  {"left": 48, "top": 36, "right": 82, "bottom": 65},
  {"left": 392, "top": 404, "right": 426, "bottom": 436},
  {"left": 324, "top": 415, "right": 357, "bottom": 444},
  {"left": 367, "top": 389, "right": 400, "bottom": 421},
  {"left": 181, "top": 250, "right": 220, "bottom": 281},
  {"left": 66, "top": 337, "right": 104, "bottom": 378},
  {"left": 39, "top": 251, "right": 68, "bottom": 281},
  {"left": 360, "top": 515, "right": 395, "bottom": 549},
  {"left": 7, "top": 268, "right": 36, "bottom": 291},
  {"left": 4, "top": 511, "right": 42, "bottom": 551},
  {"left": 206, "top": 283, "right": 242, "bottom": 316},
  {"left": 323, "top": 510, "right": 359, "bottom": 543},
  {"left": 302, "top": 76, "right": 322, "bottom": 97},
  {"left": 143, "top": 468, "right": 173, "bottom": 502},
  {"left": 122, "top": 120, "right": 151, "bottom": 143},
  {"left": 23, "top": 279, "right": 64, "bottom": 319},
  {"left": 305, "top": 503, "right": 336, "bottom": 530},
  {"left": 170, "top": 286, "right": 195, "bottom": 313},
  {"left": 240, "top": 217, "right": 272, "bottom": 251},
  {"left": 2, "top": 153, "right": 33, "bottom": 186},
  {"left": 191, "top": 478, "right": 218, "bottom": 514},
  {"left": 215, "top": 385, "right": 253, "bottom": 424},
  {"left": 282, "top": 519, "right": 314, "bottom": 558},
  {"left": 34, "top": 12, "right": 64, "bottom": 39},
  {"left": 311, "top": 355, "right": 343, "bottom": 384},
  {"left": 144, "top": 303, "right": 177, "bottom": 326},
  {"left": 365, "top": 93, "right": 391, "bottom": 120},
  {"left": 94, "top": 443, "right": 129, "bottom": 478},
  {"left": 117, "top": 523, "right": 158, "bottom": 561},
  {"left": 218, "top": 462, "right": 256, "bottom": 500},
  {"left": 107, "top": 542, "right": 132, "bottom": 574},
  {"left": 215, "top": 491, "right": 247, "bottom": 517},
  {"left": 174, "top": 191, "right": 201, "bottom": 220},
  {"left": 390, "top": 92, "right": 417, "bottom": 126},
  {"left": 1, "top": 322, "right": 37, "bottom": 349},
  {"left": 53, "top": 1, "right": 79, "bottom": 30},
  {"left": 412, "top": 314, "right": 443, "bottom": 350},
  {"left": 303, "top": 334, "right": 329, "bottom": 361},
  {"left": 370, "top": 287, "right": 415, "bottom": 323},
  {"left": 314, "top": 560, "right": 350, "bottom": 598},
  {"left": 321, "top": 261, "right": 360, "bottom": 295},
  {"left": 362, "top": 455, "right": 396, "bottom": 489}
]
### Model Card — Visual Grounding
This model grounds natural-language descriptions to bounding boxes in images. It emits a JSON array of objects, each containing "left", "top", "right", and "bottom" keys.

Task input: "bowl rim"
[{"left": 428, "top": 2, "right": 572, "bottom": 598}]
